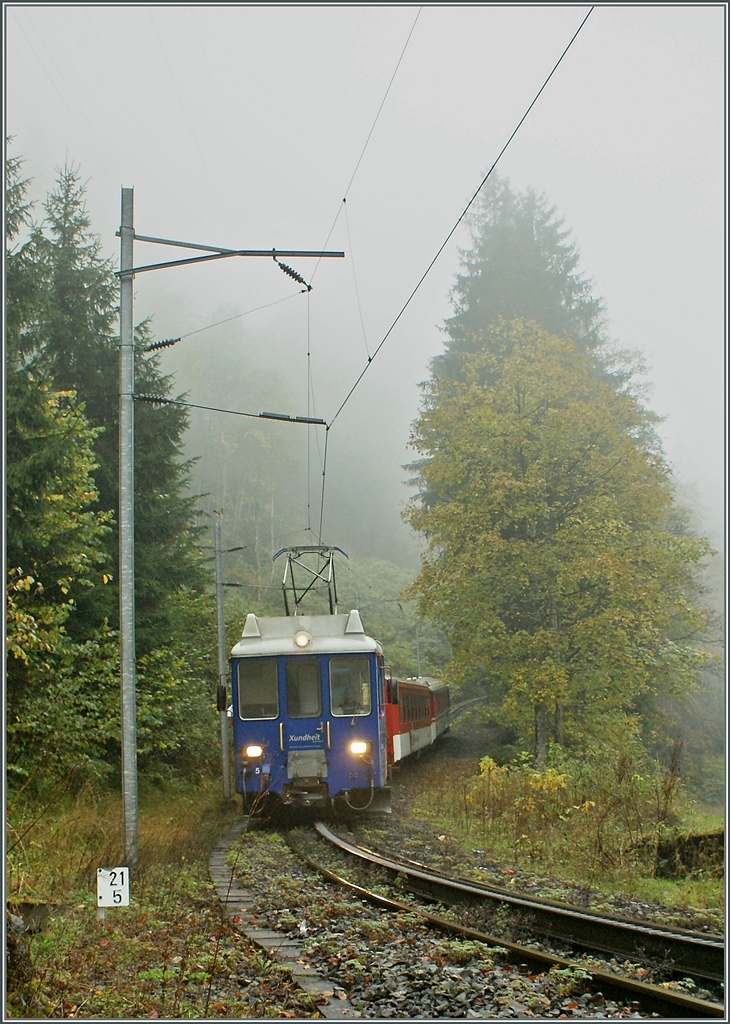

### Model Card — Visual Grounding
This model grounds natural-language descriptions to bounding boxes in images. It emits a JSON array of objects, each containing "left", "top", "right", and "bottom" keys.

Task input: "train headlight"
[
  {"left": 294, "top": 630, "right": 312, "bottom": 648},
  {"left": 350, "top": 741, "right": 371, "bottom": 756},
  {"left": 245, "top": 744, "right": 263, "bottom": 758}
]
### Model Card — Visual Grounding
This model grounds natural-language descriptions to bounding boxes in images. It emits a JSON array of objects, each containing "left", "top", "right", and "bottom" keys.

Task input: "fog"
[{"left": 5, "top": 5, "right": 725, "bottom": 564}]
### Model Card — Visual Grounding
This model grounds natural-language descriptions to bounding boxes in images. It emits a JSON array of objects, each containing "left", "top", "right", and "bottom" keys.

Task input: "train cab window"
[
  {"left": 285, "top": 658, "right": 322, "bottom": 718},
  {"left": 237, "top": 659, "right": 278, "bottom": 719},
  {"left": 329, "top": 656, "right": 372, "bottom": 717}
]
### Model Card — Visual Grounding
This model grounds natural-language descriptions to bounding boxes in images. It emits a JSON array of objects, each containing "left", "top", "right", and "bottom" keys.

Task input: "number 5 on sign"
[{"left": 97, "top": 867, "right": 130, "bottom": 907}]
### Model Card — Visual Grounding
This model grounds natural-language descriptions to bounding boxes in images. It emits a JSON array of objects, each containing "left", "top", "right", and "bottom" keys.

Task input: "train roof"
[
  {"left": 230, "top": 609, "right": 382, "bottom": 659},
  {"left": 399, "top": 676, "right": 448, "bottom": 693}
]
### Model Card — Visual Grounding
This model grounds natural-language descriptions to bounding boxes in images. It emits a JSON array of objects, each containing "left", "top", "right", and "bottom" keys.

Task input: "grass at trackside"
[
  {"left": 387, "top": 794, "right": 724, "bottom": 932},
  {"left": 398, "top": 737, "right": 724, "bottom": 932},
  {"left": 6, "top": 780, "right": 233, "bottom": 902},
  {"left": 435, "top": 810, "right": 726, "bottom": 921},
  {"left": 6, "top": 782, "right": 321, "bottom": 1018}
]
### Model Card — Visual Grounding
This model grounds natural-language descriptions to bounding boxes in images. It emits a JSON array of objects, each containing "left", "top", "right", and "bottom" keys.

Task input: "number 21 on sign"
[{"left": 97, "top": 867, "right": 130, "bottom": 907}]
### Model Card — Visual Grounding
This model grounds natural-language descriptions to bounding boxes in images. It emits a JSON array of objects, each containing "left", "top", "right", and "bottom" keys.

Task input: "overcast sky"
[{"left": 5, "top": 4, "right": 726, "bottom": 553}]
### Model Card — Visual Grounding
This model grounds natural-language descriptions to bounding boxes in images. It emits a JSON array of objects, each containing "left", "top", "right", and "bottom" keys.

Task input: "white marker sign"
[{"left": 97, "top": 867, "right": 130, "bottom": 907}]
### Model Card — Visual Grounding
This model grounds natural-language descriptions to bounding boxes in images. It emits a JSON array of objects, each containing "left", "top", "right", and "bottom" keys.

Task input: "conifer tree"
[
  {"left": 29, "top": 164, "right": 209, "bottom": 653},
  {"left": 6, "top": 155, "right": 217, "bottom": 789},
  {"left": 6, "top": 156, "right": 110, "bottom": 618},
  {"left": 6, "top": 155, "right": 115, "bottom": 786},
  {"left": 433, "top": 176, "right": 606, "bottom": 381}
]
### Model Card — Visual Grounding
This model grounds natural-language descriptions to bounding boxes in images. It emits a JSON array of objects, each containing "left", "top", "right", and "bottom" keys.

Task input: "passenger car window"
[
  {"left": 329, "top": 655, "right": 372, "bottom": 717},
  {"left": 237, "top": 659, "right": 278, "bottom": 719},
  {"left": 286, "top": 658, "right": 322, "bottom": 718}
]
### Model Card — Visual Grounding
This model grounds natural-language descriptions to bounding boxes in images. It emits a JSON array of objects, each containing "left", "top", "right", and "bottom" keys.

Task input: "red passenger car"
[{"left": 383, "top": 673, "right": 450, "bottom": 764}]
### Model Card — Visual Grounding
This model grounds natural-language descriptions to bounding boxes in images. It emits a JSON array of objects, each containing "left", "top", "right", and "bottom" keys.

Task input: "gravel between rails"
[{"left": 223, "top": 824, "right": 664, "bottom": 1019}]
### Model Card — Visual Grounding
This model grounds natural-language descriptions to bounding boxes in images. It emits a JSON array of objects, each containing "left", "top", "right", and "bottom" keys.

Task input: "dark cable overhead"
[
  {"left": 328, "top": 5, "right": 595, "bottom": 429},
  {"left": 310, "top": 7, "right": 422, "bottom": 284}
]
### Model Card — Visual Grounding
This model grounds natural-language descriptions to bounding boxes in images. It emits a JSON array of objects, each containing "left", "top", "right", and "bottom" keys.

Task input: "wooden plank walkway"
[{"left": 209, "top": 821, "right": 360, "bottom": 1019}]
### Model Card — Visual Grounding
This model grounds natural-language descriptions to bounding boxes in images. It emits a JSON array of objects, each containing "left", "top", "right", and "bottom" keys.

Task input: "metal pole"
[
  {"left": 113, "top": 195, "right": 339, "bottom": 827},
  {"left": 215, "top": 513, "right": 231, "bottom": 798},
  {"left": 119, "top": 188, "right": 138, "bottom": 871}
]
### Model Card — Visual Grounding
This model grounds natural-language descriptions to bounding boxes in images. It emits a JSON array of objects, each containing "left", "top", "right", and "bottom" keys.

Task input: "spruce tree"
[
  {"left": 433, "top": 176, "right": 606, "bottom": 381},
  {"left": 6, "top": 155, "right": 115, "bottom": 787},
  {"left": 6, "top": 155, "right": 218, "bottom": 789},
  {"left": 6, "top": 156, "right": 110, "bottom": 613},
  {"left": 32, "top": 165, "right": 209, "bottom": 653}
]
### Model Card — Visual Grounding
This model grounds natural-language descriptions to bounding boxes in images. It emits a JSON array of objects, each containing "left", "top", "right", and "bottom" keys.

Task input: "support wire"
[
  {"left": 328, "top": 5, "right": 595, "bottom": 430},
  {"left": 318, "top": 427, "right": 331, "bottom": 545},
  {"left": 310, "top": 7, "right": 422, "bottom": 284}
]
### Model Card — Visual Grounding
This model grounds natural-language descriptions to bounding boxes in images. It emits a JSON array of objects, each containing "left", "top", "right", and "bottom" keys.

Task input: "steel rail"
[
  {"left": 448, "top": 696, "right": 489, "bottom": 720},
  {"left": 285, "top": 829, "right": 723, "bottom": 1019},
  {"left": 314, "top": 822, "right": 723, "bottom": 984}
]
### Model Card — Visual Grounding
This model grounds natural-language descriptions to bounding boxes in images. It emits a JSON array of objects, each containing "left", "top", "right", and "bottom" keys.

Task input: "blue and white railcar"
[{"left": 230, "top": 608, "right": 391, "bottom": 813}]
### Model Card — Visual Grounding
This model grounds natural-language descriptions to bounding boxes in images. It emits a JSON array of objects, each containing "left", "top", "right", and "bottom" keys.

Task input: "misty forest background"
[{"left": 6, "top": 152, "right": 724, "bottom": 813}]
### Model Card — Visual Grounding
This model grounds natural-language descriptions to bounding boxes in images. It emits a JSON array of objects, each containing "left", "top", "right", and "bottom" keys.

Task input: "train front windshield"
[
  {"left": 236, "top": 654, "right": 374, "bottom": 719},
  {"left": 329, "top": 655, "right": 372, "bottom": 716},
  {"left": 285, "top": 658, "right": 322, "bottom": 718},
  {"left": 237, "top": 658, "right": 278, "bottom": 719}
]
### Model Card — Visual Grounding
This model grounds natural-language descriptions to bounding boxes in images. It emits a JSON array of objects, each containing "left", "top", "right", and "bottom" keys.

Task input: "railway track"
[
  {"left": 283, "top": 822, "right": 724, "bottom": 1019},
  {"left": 314, "top": 822, "right": 724, "bottom": 982}
]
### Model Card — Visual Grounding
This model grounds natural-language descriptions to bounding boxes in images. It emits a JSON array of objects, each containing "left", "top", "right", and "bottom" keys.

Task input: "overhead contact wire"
[
  {"left": 12, "top": 11, "right": 113, "bottom": 177},
  {"left": 328, "top": 5, "right": 595, "bottom": 429},
  {"left": 342, "top": 7, "right": 422, "bottom": 201},
  {"left": 307, "top": 289, "right": 312, "bottom": 534},
  {"left": 147, "top": 9, "right": 212, "bottom": 181},
  {"left": 310, "top": 7, "right": 422, "bottom": 284},
  {"left": 134, "top": 395, "right": 325, "bottom": 425},
  {"left": 306, "top": 9, "right": 422, "bottom": 537},
  {"left": 345, "top": 200, "right": 372, "bottom": 360}
]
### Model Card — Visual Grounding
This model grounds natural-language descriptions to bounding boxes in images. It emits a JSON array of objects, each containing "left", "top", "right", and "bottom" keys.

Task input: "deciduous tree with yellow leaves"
[{"left": 405, "top": 320, "right": 710, "bottom": 765}]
